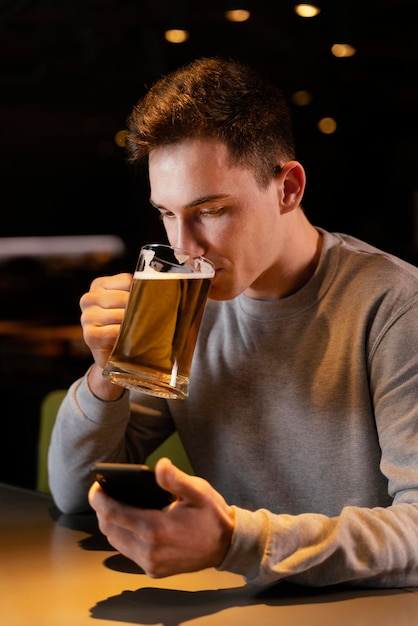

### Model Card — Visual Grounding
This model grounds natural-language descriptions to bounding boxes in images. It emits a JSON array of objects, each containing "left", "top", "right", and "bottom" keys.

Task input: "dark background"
[{"left": 0, "top": 0, "right": 417, "bottom": 488}]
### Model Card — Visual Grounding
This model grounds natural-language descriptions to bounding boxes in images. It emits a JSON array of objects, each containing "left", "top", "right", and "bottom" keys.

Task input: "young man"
[{"left": 48, "top": 57, "right": 418, "bottom": 587}]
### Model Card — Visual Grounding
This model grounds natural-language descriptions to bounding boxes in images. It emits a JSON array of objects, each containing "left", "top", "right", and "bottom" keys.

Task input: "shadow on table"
[
  {"left": 50, "top": 505, "right": 112, "bottom": 549},
  {"left": 50, "top": 505, "right": 146, "bottom": 573},
  {"left": 89, "top": 582, "right": 407, "bottom": 625}
]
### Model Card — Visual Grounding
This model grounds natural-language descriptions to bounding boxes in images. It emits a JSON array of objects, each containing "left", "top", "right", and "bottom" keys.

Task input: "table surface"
[{"left": 1, "top": 482, "right": 418, "bottom": 626}]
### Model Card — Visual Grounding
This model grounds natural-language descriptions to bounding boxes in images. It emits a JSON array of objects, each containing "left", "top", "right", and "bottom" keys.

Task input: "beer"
[{"left": 103, "top": 262, "right": 213, "bottom": 399}]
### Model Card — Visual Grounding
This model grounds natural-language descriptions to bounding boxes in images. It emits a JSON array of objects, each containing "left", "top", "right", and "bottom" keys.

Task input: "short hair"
[{"left": 125, "top": 57, "right": 296, "bottom": 189}]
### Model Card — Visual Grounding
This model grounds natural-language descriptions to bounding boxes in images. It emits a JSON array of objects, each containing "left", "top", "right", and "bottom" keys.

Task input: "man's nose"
[{"left": 171, "top": 220, "right": 206, "bottom": 257}]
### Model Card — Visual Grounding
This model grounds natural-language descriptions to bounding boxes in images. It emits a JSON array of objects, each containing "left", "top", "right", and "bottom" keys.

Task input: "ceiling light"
[
  {"left": 114, "top": 130, "right": 126, "bottom": 148},
  {"left": 294, "top": 4, "right": 321, "bottom": 18},
  {"left": 291, "top": 90, "right": 313, "bottom": 106},
  {"left": 164, "top": 29, "right": 189, "bottom": 44},
  {"left": 331, "top": 43, "right": 356, "bottom": 57},
  {"left": 318, "top": 117, "right": 337, "bottom": 134},
  {"left": 225, "top": 9, "right": 250, "bottom": 22}
]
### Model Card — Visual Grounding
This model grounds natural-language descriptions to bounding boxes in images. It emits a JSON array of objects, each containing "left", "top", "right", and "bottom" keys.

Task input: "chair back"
[{"left": 37, "top": 389, "right": 67, "bottom": 493}]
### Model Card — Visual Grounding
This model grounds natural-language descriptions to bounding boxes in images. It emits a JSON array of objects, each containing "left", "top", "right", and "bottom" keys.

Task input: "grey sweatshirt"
[{"left": 49, "top": 229, "right": 418, "bottom": 587}]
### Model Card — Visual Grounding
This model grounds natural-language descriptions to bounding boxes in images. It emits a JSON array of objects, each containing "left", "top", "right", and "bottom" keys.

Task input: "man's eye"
[
  {"left": 158, "top": 208, "right": 224, "bottom": 220},
  {"left": 201, "top": 208, "right": 223, "bottom": 217},
  {"left": 159, "top": 212, "right": 175, "bottom": 220}
]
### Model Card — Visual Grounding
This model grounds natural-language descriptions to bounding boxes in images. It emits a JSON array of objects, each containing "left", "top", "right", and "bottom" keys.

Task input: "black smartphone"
[{"left": 89, "top": 462, "right": 175, "bottom": 509}]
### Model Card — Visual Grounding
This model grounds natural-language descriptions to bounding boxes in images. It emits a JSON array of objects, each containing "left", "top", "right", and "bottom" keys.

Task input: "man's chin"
[{"left": 208, "top": 282, "right": 240, "bottom": 302}]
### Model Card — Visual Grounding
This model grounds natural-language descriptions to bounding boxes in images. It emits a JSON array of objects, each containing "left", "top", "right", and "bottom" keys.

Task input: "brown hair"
[{"left": 125, "top": 57, "right": 296, "bottom": 189}]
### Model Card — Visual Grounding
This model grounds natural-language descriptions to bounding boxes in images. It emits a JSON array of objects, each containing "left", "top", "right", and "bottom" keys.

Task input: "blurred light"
[
  {"left": 331, "top": 43, "right": 356, "bottom": 57},
  {"left": 294, "top": 4, "right": 321, "bottom": 18},
  {"left": 318, "top": 117, "right": 337, "bottom": 134},
  {"left": 225, "top": 9, "right": 250, "bottom": 22},
  {"left": 164, "top": 29, "right": 189, "bottom": 43},
  {"left": 291, "top": 90, "right": 313, "bottom": 106},
  {"left": 0, "top": 236, "right": 125, "bottom": 261},
  {"left": 114, "top": 129, "right": 127, "bottom": 147}
]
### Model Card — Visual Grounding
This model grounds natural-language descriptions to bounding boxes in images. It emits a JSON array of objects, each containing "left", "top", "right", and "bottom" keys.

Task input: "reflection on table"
[{"left": 1, "top": 482, "right": 418, "bottom": 626}]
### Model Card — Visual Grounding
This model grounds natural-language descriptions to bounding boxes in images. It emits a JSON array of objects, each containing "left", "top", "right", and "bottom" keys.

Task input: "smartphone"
[{"left": 89, "top": 462, "right": 175, "bottom": 509}]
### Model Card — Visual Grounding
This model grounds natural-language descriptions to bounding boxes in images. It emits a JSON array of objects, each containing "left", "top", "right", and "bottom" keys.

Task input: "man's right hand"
[{"left": 79, "top": 273, "right": 133, "bottom": 400}]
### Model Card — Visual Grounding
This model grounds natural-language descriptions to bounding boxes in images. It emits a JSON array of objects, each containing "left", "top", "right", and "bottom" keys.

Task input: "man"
[{"left": 48, "top": 57, "right": 418, "bottom": 587}]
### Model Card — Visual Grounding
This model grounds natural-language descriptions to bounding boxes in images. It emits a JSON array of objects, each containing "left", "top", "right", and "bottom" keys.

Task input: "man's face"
[{"left": 148, "top": 137, "right": 284, "bottom": 301}]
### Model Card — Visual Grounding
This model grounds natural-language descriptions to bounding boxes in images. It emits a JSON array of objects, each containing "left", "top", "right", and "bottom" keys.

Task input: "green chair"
[
  {"left": 37, "top": 389, "right": 67, "bottom": 493},
  {"left": 146, "top": 431, "right": 193, "bottom": 474},
  {"left": 37, "top": 389, "right": 194, "bottom": 494}
]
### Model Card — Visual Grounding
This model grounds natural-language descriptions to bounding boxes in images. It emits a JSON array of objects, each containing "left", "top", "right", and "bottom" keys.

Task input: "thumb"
[{"left": 155, "top": 457, "right": 204, "bottom": 505}]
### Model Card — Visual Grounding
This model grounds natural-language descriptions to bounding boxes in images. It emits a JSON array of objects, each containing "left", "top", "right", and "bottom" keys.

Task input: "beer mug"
[{"left": 102, "top": 243, "right": 215, "bottom": 399}]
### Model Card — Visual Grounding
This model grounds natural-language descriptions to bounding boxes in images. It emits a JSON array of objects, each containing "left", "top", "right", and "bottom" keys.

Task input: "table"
[{"left": 1, "top": 483, "right": 418, "bottom": 626}]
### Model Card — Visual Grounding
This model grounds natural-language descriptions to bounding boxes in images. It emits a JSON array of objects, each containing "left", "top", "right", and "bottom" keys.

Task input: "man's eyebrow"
[{"left": 149, "top": 194, "right": 231, "bottom": 210}]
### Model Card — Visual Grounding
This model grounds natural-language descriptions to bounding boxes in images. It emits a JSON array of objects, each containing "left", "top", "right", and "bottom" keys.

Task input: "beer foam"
[
  {"left": 137, "top": 248, "right": 214, "bottom": 280},
  {"left": 134, "top": 269, "right": 214, "bottom": 280},
  {"left": 199, "top": 258, "right": 215, "bottom": 276}
]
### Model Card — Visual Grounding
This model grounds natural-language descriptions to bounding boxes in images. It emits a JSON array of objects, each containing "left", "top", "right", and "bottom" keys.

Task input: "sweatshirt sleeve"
[
  {"left": 48, "top": 369, "right": 172, "bottom": 514},
  {"left": 48, "top": 372, "right": 132, "bottom": 513},
  {"left": 219, "top": 502, "right": 418, "bottom": 587}
]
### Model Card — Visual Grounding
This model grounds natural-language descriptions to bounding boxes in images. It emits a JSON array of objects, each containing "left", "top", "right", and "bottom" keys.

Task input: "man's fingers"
[{"left": 154, "top": 457, "right": 207, "bottom": 506}]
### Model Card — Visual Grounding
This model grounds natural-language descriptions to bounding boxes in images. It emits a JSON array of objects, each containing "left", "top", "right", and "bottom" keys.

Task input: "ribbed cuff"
[{"left": 217, "top": 506, "right": 270, "bottom": 583}]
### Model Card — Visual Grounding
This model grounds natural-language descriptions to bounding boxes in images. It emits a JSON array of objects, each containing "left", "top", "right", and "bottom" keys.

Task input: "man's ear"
[{"left": 276, "top": 160, "right": 306, "bottom": 214}]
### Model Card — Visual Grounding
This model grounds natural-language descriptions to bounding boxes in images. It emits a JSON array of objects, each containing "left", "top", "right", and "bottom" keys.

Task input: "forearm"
[
  {"left": 48, "top": 372, "right": 131, "bottom": 514},
  {"left": 220, "top": 503, "right": 418, "bottom": 587}
]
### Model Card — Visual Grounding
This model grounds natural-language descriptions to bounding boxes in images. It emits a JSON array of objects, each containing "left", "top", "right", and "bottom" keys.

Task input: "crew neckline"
[{"left": 237, "top": 228, "right": 340, "bottom": 320}]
